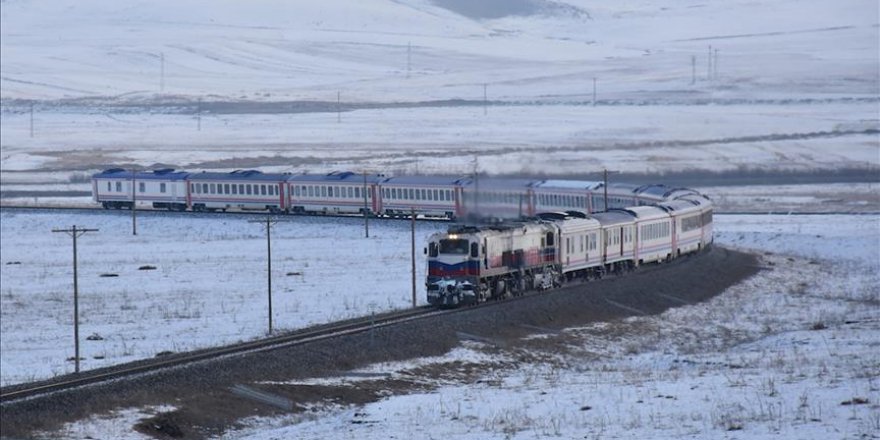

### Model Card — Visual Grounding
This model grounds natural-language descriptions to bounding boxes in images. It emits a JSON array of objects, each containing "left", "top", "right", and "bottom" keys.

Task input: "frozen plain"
[
  {"left": 2, "top": 0, "right": 879, "bottom": 438},
  {"left": 19, "top": 212, "right": 878, "bottom": 440}
]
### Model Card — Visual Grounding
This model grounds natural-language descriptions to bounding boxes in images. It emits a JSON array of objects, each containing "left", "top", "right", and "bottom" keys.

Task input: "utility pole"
[
  {"left": 691, "top": 55, "right": 696, "bottom": 85},
  {"left": 29, "top": 102, "right": 34, "bottom": 138},
  {"left": 592, "top": 77, "right": 597, "bottom": 106},
  {"left": 160, "top": 52, "right": 165, "bottom": 92},
  {"left": 714, "top": 49, "right": 719, "bottom": 79},
  {"left": 131, "top": 168, "right": 137, "bottom": 236},
  {"left": 249, "top": 216, "right": 278, "bottom": 335},
  {"left": 602, "top": 168, "right": 620, "bottom": 211},
  {"left": 362, "top": 171, "right": 370, "bottom": 238},
  {"left": 707, "top": 45, "right": 712, "bottom": 80},
  {"left": 52, "top": 225, "right": 98, "bottom": 374},
  {"left": 472, "top": 156, "right": 479, "bottom": 222},
  {"left": 411, "top": 207, "right": 417, "bottom": 308},
  {"left": 483, "top": 83, "right": 488, "bottom": 115}
]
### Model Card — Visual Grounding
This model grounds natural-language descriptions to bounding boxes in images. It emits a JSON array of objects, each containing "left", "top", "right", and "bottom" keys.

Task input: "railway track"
[{"left": 0, "top": 306, "right": 444, "bottom": 404}]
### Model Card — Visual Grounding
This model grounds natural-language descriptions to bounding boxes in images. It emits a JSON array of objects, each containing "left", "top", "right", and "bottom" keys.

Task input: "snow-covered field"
[
  {"left": 2, "top": 0, "right": 879, "bottom": 438},
  {"left": 1, "top": 0, "right": 878, "bottom": 186},
  {"left": 26, "top": 212, "right": 879, "bottom": 439},
  {"left": 0, "top": 209, "right": 448, "bottom": 385}
]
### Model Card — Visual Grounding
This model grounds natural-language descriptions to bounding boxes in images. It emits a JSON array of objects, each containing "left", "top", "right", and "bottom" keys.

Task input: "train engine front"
[{"left": 425, "top": 223, "right": 560, "bottom": 307}]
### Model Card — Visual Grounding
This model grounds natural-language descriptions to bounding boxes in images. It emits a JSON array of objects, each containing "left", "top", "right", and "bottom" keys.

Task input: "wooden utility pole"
[
  {"left": 602, "top": 168, "right": 620, "bottom": 211},
  {"left": 411, "top": 207, "right": 417, "bottom": 308},
  {"left": 249, "top": 216, "right": 278, "bottom": 334},
  {"left": 52, "top": 225, "right": 98, "bottom": 373},
  {"left": 362, "top": 171, "right": 370, "bottom": 238},
  {"left": 592, "top": 77, "right": 597, "bottom": 106},
  {"left": 131, "top": 169, "right": 137, "bottom": 236}
]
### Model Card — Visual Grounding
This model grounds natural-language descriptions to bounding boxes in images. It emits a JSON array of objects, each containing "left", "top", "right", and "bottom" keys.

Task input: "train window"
[
  {"left": 138, "top": 182, "right": 145, "bottom": 193},
  {"left": 420, "top": 189, "right": 427, "bottom": 200},
  {"left": 210, "top": 184, "right": 216, "bottom": 194},
  {"left": 160, "top": 183, "right": 166, "bottom": 193},
  {"left": 428, "top": 242, "right": 438, "bottom": 257},
  {"left": 439, "top": 239, "right": 468, "bottom": 255},
  {"left": 354, "top": 187, "right": 360, "bottom": 198},
  {"left": 106, "top": 182, "right": 111, "bottom": 192},
  {"left": 259, "top": 185, "right": 265, "bottom": 196},
  {"left": 546, "top": 232, "right": 555, "bottom": 246},
  {"left": 348, "top": 187, "right": 353, "bottom": 198},
  {"left": 470, "top": 242, "right": 479, "bottom": 258},
  {"left": 409, "top": 189, "right": 414, "bottom": 199},
  {"left": 320, "top": 186, "right": 327, "bottom": 198},
  {"left": 293, "top": 186, "right": 299, "bottom": 196},
  {"left": 232, "top": 184, "right": 239, "bottom": 195},
  {"left": 415, "top": 190, "right": 421, "bottom": 200},
  {"left": 307, "top": 186, "right": 313, "bottom": 197},
  {"left": 243, "top": 185, "right": 250, "bottom": 195},
  {"left": 116, "top": 182, "right": 122, "bottom": 192}
]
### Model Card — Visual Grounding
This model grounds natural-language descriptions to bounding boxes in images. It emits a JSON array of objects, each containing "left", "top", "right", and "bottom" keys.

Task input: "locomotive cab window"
[
  {"left": 439, "top": 239, "right": 468, "bottom": 255},
  {"left": 470, "top": 242, "right": 479, "bottom": 258},
  {"left": 428, "top": 242, "right": 438, "bottom": 257},
  {"left": 546, "top": 232, "right": 555, "bottom": 246}
]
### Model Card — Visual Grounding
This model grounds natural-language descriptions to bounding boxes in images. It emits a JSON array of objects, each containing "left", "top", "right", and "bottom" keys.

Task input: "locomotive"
[{"left": 425, "top": 194, "right": 713, "bottom": 307}]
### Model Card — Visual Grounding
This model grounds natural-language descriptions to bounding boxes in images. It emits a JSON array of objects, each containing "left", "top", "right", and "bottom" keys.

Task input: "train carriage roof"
[
  {"left": 93, "top": 168, "right": 189, "bottom": 181},
  {"left": 657, "top": 199, "right": 702, "bottom": 215},
  {"left": 461, "top": 177, "right": 534, "bottom": 190},
  {"left": 380, "top": 175, "right": 471, "bottom": 186},
  {"left": 531, "top": 179, "right": 603, "bottom": 191},
  {"left": 591, "top": 211, "right": 637, "bottom": 226},
  {"left": 612, "top": 205, "right": 669, "bottom": 221},
  {"left": 286, "top": 171, "right": 384, "bottom": 184},
  {"left": 187, "top": 170, "right": 290, "bottom": 181}
]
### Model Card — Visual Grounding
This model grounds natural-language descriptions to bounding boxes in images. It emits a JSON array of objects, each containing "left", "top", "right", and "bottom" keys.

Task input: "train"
[
  {"left": 91, "top": 168, "right": 704, "bottom": 220},
  {"left": 91, "top": 166, "right": 713, "bottom": 308},
  {"left": 424, "top": 194, "right": 714, "bottom": 307}
]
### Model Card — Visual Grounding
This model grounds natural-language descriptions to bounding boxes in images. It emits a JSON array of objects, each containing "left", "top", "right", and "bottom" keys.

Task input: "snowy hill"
[{"left": 2, "top": 0, "right": 876, "bottom": 102}]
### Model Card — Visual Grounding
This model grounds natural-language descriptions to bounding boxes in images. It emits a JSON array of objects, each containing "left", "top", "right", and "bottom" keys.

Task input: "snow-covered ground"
[
  {"left": 2, "top": 0, "right": 878, "bottom": 186},
  {"left": 28, "top": 212, "right": 879, "bottom": 439},
  {"left": 0, "top": 209, "right": 449, "bottom": 385},
  {"left": 2, "top": 0, "right": 878, "bottom": 437}
]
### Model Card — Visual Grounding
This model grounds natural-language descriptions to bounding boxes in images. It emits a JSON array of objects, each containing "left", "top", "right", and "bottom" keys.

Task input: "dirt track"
[{"left": 0, "top": 246, "right": 759, "bottom": 439}]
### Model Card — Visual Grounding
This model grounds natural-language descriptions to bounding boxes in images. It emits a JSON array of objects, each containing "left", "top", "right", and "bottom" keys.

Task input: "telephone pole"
[
  {"left": 52, "top": 225, "right": 98, "bottom": 373},
  {"left": 131, "top": 168, "right": 137, "bottom": 235},
  {"left": 249, "top": 216, "right": 278, "bottom": 335},
  {"left": 411, "top": 207, "right": 417, "bottom": 308},
  {"left": 602, "top": 168, "right": 620, "bottom": 211},
  {"left": 160, "top": 52, "right": 165, "bottom": 92},
  {"left": 592, "top": 77, "right": 597, "bottom": 106},
  {"left": 362, "top": 171, "right": 370, "bottom": 238}
]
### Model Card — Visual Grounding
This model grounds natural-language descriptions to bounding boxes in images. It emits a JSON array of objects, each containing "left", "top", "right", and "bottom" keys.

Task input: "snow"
[
  {"left": 0, "top": 209, "right": 447, "bottom": 385},
  {"left": 216, "top": 214, "right": 880, "bottom": 440},
  {"left": 1, "top": 0, "right": 878, "bottom": 437}
]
